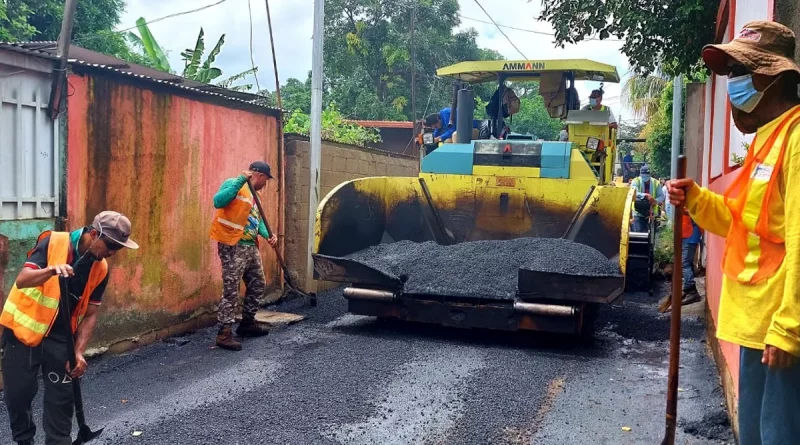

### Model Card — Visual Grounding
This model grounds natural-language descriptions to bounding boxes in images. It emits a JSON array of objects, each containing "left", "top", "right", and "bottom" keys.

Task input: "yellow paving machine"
[{"left": 311, "top": 59, "right": 654, "bottom": 335}]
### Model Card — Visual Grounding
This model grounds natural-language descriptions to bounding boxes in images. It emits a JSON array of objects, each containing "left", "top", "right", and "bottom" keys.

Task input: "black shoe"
[
  {"left": 17, "top": 439, "right": 34, "bottom": 445},
  {"left": 681, "top": 285, "right": 701, "bottom": 305},
  {"left": 236, "top": 319, "right": 270, "bottom": 337}
]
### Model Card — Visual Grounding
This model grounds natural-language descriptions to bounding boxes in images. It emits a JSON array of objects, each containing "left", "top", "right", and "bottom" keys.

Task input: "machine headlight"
[
  {"left": 423, "top": 133, "right": 435, "bottom": 144},
  {"left": 586, "top": 137, "right": 601, "bottom": 150}
]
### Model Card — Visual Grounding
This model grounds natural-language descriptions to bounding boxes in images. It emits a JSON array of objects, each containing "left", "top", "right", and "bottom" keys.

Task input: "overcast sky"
[{"left": 118, "top": 0, "right": 634, "bottom": 119}]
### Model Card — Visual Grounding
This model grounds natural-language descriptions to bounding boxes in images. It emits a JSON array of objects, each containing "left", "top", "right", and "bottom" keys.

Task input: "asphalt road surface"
[{"left": 0, "top": 284, "right": 733, "bottom": 445}]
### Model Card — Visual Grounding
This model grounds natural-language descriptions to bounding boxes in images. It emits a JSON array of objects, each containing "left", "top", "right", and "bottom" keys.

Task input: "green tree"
[
  {"left": 127, "top": 18, "right": 257, "bottom": 91},
  {"left": 324, "top": 0, "right": 502, "bottom": 120},
  {"left": 621, "top": 72, "right": 670, "bottom": 120},
  {"left": 284, "top": 103, "right": 381, "bottom": 146},
  {"left": 642, "top": 81, "right": 680, "bottom": 178},
  {"left": 0, "top": 0, "right": 148, "bottom": 65},
  {"left": 538, "top": 0, "right": 718, "bottom": 76}
]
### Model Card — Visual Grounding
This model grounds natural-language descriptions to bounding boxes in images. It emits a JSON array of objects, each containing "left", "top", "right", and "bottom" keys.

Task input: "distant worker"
[
  {"left": 622, "top": 150, "right": 637, "bottom": 182},
  {"left": 630, "top": 165, "right": 664, "bottom": 232},
  {"left": 667, "top": 21, "right": 800, "bottom": 444},
  {"left": 1, "top": 211, "right": 138, "bottom": 445},
  {"left": 582, "top": 89, "right": 618, "bottom": 129},
  {"left": 424, "top": 108, "right": 481, "bottom": 144},
  {"left": 659, "top": 211, "right": 702, "bottom": 312},
  {"left": 210, "top": 162, "right": 278, "bottom": 351}
]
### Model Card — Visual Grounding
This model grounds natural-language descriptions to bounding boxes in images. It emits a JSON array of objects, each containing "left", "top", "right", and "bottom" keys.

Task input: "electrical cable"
[
  {"left": 71, "top": 0, "right": 231, "bottom": 47},
  {"left": 247, "top": 0, "right": 261, "bottom": 92},
  {"left": 472, "top": 0, "right": 528, "bottom": 60},
  {"left": 460, "top": 15, "right": 624, "bottom": 43}
]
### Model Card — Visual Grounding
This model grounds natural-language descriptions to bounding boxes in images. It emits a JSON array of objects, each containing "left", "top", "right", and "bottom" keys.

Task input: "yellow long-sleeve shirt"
[{"left": 686, "top": 105, "right": 800, "bottom": 355}]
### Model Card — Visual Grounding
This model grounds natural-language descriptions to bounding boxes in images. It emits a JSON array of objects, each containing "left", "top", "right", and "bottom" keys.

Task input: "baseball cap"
[
  {"left": 640, "top": 165, "right": 650, "bottom": 175},
  {"left": 249, "top": 161, "right": 273, "bottom": 179},
  {"left": 92, "top": 211, "right": 139, "bottom": 250},
  {"left": 702, "top": 21, "right": 800, "bottom": 77}
]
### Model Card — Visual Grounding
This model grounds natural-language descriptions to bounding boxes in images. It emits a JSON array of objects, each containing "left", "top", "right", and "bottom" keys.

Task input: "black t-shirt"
[{"left": 24, "top": 229, "right": 108, "bottom": 339}]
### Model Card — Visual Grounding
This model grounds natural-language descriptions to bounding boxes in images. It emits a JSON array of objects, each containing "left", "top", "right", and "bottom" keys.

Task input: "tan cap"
[
  {"left": 702, "top": 21, "right": 800, "bottom": 77},
  {"left": 92, "top": 211, "right": 139, "bottom": 250}
]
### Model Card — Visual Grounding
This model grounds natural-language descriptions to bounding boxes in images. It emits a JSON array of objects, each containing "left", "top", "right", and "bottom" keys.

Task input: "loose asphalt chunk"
[{"left": 346, "top": 238, "right": 621, "bottom": 299}]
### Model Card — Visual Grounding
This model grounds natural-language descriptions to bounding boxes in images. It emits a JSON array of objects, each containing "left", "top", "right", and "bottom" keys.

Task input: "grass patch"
[{"left": 654, "top": 224, "right": 674, "bottom": 270}]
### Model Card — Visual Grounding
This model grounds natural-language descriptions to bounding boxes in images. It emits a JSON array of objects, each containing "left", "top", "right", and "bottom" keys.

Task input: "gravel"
[
  {"left": 682, "top": 410, "right": 734, "bottom": 441},
  {"left": 345, "top": 238, "right": 621, "bottom": 299}
]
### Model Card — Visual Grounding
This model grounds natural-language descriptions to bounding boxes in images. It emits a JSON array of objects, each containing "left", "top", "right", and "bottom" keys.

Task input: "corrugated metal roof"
[{"left": 0, "top": 41, "right": 282, "bottom": 115}]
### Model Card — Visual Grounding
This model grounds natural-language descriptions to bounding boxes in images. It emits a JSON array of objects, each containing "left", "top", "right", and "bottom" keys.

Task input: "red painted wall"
[
  {"left": 66, "top": 73, "right": 280, "bottom": 344},
  {"left": 707, "top": 173, "right": 740, "bottom": 393}
]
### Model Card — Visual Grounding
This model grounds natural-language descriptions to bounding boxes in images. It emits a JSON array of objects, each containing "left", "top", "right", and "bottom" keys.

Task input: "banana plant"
[{"left": 127, "top": 17, "right": 258, "bottom": 92}]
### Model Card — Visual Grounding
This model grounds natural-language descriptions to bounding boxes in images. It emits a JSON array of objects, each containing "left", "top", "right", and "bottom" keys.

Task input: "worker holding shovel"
[
  {"left": 210, "top": 161, "right": 278, "bottom": 351},
  {"left": 0, "top": 211, "right": 138, "bottom": 445},
  {"left": 667, "top": 21, "right": 800, "bottom": 445}
]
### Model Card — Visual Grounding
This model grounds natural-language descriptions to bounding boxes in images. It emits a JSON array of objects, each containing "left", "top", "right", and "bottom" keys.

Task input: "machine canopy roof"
[{"left": 436, "top": 59, "right": 621, "bottom": 84}]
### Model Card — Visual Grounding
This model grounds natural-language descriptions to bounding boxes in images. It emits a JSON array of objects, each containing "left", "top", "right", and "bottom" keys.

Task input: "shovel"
[
  {"left": 58, "top": 278, "right": 104, "bottom": 445},
  {"left": 661, "top": 155, "right": 687, "bottom": 445},
  {"left": 247, "top": 179, "right": 317, "bottom": 306}
]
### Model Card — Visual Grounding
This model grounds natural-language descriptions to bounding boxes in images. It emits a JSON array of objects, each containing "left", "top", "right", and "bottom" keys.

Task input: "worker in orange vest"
[
  {"left": 210, "top": 161, "right": 278, "bottom": 351},
  {"left": 667, "top": 21, "right": 800, "bottom": 444},
  {"left": 0, "top": 211, "right": 138, "bottom": 445}
]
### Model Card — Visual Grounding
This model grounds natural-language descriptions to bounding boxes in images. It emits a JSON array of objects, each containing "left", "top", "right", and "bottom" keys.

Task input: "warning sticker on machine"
[{"left": 496, "top": 177, "right": 516, "bottom": 187}]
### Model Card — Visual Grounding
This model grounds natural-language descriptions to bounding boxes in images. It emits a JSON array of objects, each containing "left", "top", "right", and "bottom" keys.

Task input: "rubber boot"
[
  {"left": 17, "top": 440, "right": 34, "bottom": 445},
  {"left": 216, "top": 324, "right": 242, "bottom": 351},
  {"left": 236, "top": 318, "right": 270, "bottom": 337}
]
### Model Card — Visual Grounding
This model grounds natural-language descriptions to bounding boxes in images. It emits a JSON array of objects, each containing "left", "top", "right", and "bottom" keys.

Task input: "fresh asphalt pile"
[{"left": 346, "top": 238, "right": 621, "bottom": 299}]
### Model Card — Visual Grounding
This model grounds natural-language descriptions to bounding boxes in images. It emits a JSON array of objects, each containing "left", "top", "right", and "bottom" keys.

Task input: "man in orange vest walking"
[
  {"left": 0, "top": 211, "right": 138, "bottom": 445},
  {"left": 667, "top": 21, "right": 800, "bottom": 444},
  {"left": 210, "top": 161, "right": 277, "bottom": 351}
]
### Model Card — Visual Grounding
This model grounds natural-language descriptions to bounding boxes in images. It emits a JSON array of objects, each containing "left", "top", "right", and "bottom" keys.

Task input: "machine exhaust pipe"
[
  {"left": 514, "top": 302, "right": 578, "bottom": 317},
  {"left": 343, "top": 288, "right": 396, "bottom": 302},
  {"left": 629, "top": 232, "right": 650, "bottom": 239}
]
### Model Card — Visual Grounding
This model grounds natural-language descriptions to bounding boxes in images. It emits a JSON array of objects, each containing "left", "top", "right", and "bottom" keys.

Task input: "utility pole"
[
  {"left": 48, "top": 0, "right": 79, "bottom": 118},
  {"left": 669, "top": 75, "right": 683, "bottom": 223},
  {"left": 670, "top": 75, "right": 683, "bottom": 180},
  {"left": 410, "top": 3, "right": 419, "bottom": 164},
  {"left": 306, "top": 0, "right": 324, "bottom": 292}
]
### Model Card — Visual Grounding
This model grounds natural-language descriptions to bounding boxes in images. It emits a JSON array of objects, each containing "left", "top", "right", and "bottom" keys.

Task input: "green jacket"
[{"left": 213, "top": 175, "right": 270, "bottom": 245}]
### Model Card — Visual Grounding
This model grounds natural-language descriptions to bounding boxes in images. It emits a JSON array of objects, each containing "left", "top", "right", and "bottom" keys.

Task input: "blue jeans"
[
  {"left": 632, "top": 216, "right": 649, "bottom": 233},
  {"left": 682, "top": 240, "right": 697, "bottom": 289},
  {"left": 739, "top": 347, "right": 800, "bottom": 445}
]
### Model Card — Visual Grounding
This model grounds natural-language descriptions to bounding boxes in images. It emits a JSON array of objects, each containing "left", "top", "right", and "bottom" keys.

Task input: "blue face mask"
[
  {"left": 727, "top": 75, "right": 765, "bottom": 113},
  {"left": 641, "top": 174, "right": 651, "bottom": 183},
  {"left": 589, "top": 98, "right": 598, "bottom": 107}
]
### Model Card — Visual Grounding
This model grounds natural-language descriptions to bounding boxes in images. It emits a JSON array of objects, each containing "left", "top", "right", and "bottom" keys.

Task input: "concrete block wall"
[{"left": 284, "top": 136, "right": 419, "bottom": 291}]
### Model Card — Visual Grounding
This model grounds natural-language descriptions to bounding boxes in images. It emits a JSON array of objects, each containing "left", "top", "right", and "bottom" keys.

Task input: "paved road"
[{"left": 0, "top": 284, "right": 733, "bottom": 445}]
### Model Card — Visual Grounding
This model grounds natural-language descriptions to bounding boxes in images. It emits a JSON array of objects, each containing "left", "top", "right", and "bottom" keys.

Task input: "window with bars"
[{"left": 0, "top": 66, "right": 60, "bottom": 220}]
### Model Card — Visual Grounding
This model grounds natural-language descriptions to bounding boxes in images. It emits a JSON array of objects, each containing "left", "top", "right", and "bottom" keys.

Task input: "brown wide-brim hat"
[{"left": 702, "top": 20, "right": 800, "bottom": 77}]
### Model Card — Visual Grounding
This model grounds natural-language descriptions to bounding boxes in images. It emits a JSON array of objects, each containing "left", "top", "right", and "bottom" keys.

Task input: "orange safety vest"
[
  {"left": 209, "top": 183, "right": 255, "bottom": 246},
  {"left": 722, "top": 106, "right": 800, "bottom": 284},
  {"left": 682, "top": 213, "right": 694, "bottom": 239},
  {"left": 0, "top": 231, "right": 108, "bottom": 347}
]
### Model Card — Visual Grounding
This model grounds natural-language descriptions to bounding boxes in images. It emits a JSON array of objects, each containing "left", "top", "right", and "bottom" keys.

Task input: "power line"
[
  {"left": 460, "top": 15, "right": 624, "bottom": 43},
  {"left": 246, "top": 0, "right": 261, "bottom": 92},
  {"left": 472, "top": 0, "right": 527, "bottom": 60},
  {"left": 71, "top": 0, "right": 231, "bottom": 46}
]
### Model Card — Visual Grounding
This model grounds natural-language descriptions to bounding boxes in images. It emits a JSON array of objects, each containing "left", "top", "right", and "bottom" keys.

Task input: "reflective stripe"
[
  {"left": 737, "top": 232, "right": 762, "bottom": 283},
  {"left": 2, "top": 300, "right": 50, "bottom": 334},
  {"left": 18, "top": 286, "right": 59, "bottom": 310},
  {"left": 236, "top": 195, "right": 254, "bottom": 205},
  {"left": 217, "top": 218, "right": 245, "bottom": 230}
]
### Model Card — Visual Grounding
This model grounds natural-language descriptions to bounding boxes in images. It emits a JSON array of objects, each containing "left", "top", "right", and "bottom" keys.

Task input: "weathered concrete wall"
[
  {"left": 66, "top": 72, "right": 281, "bottom": 347},
  {"left": 775, "top": 0, "right": 800, "bottom": 62},
  {"left": 0, "top": 220, "right": 56, "bottom": 299},
  {"left": 284, "top": 136, "right": 419, "bottom": 291},
  {"left": 684, "top": 83, "right": 706, "bottom": 184}
]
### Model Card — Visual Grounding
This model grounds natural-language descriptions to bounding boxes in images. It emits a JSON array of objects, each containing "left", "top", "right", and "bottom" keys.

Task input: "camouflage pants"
[{"left": 217, "top": 243, "right": 265, "bottom": 326}]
